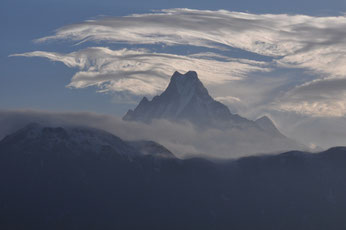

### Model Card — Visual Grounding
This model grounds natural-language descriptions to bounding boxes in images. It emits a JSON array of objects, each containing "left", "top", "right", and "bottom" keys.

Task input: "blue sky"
[{"left": 2, "top": 0, "right": 346, "bottom": 148}]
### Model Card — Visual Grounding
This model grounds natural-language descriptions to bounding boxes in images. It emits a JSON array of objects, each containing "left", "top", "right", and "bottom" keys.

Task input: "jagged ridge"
[
  {"left": 123, "top": 71, "right": 251, "bottom": 126},
  {"left": 122, "top": 71, "right": 307, "bottom": 155}
]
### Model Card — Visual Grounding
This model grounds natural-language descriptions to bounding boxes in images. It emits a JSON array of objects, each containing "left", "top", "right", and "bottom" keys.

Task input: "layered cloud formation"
[
  {"left": 11, "top": 9, "right": 346, "bottom": 117},
  {"left": 12, "top": 48, "right": 268, "bottom": 95}
]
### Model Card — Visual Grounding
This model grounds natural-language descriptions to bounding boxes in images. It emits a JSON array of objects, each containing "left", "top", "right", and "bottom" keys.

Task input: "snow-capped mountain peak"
[{"left": 123, "top": 71, "right": 244, "bottom": 125}]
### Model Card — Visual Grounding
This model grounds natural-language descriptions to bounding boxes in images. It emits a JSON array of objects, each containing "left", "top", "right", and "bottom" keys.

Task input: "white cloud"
[
  {"left": 35, "top": 9, "right": 346, "bottom": 78},
  {"left": 276, "top": 100, "right": 346, "bottom": 117},
  {"left": 11, "top": 8, "right": 346, "bottom": 118},
  {"left": 11, "top": 47, "right": 269, "bottom": 96},
  {"left": 215, "top": 96, "right": 241, "bottom": 104},
  {"left": 273, "top": 78, "right": 346, "bottom": 117}
]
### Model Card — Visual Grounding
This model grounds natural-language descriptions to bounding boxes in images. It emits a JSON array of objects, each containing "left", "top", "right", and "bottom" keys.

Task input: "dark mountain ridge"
[
  {"left": 0, "top": 123, "right": 174, "bottom": 159},
  {"left": 0, "top": 124, "right": 345, "bottom": 230}
]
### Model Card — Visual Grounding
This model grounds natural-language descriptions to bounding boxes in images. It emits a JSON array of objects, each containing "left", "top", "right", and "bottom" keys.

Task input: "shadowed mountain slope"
[
  {"left": 0, "top": 124, "right": 345, "bottom": 230},
  {"left": 123, "top": 71, "right": 306, "bottom": 155}
]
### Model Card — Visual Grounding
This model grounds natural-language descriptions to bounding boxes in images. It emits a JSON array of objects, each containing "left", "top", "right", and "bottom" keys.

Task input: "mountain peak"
[
  {"left": 171, "top": 70, "right": 198, "bottom": 79},
  {"left": 138, "top": 96, "right": 150, "bottom": 107},
  {"left": 169, "top": 71, "right": 200, "bottom": 87},
  {"left": 168, "top": 70, "right": 203, "bottom": 96},
  {"left": 123, "top": 71, "right": 244, "bottom": 125},
  {"left": 255, "top": 116, "right": 272, "bottom": 124},
  {"left": 255, "top": 116, "right": 284, "bottom": 137}
]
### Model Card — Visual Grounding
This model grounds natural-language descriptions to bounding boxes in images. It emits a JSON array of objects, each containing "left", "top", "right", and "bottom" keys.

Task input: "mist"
[{"left": 0, "top": 109, "right": 310, "bottom": 159}]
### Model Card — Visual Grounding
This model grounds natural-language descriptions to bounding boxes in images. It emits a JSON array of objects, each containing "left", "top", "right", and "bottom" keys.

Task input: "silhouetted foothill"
[{"left": 0, "top": 124, "right": 346, "bottom": 230}]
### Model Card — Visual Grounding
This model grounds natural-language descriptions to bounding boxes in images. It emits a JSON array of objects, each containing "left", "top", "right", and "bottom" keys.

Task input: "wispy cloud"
[
  {"left": 11, "top": 8, "right": 346, "bottom": 117},
  {"left": 274, "top": 78, "right": 346, "bottom": 117},
  {"left": 11, "top": 47, "right": 269, "bottom": 96},
  {"left": 35, "top": 9, "right": 346, "bottom": 77}
]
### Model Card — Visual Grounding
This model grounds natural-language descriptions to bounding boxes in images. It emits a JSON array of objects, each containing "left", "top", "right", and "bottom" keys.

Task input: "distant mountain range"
[
  {"left": 124, "top": 71, "right": 306, "bottom": 155},
  {"left": 0, "top": 123, "right": 174, "bottom": 159},
  {"left": 0, "top": 123, "right": 346, "bottom": 229}
]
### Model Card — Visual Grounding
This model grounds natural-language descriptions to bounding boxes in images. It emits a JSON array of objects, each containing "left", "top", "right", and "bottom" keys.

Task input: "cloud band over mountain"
[
  {"left": 11, "top": 8, "right": 346, "bottom": 117},
  {"left": 11, "top": 48, "right": 268, "bottom": 96}
]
